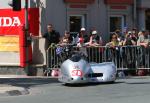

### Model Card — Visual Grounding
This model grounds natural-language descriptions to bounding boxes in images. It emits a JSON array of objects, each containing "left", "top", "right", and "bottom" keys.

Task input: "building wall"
[
  {"left": 37, "top": 0, "right": 67, "bottom": 34},
  {"left": 36, "top": 0, "right": 108, "bottom": 36},
  {"left": 89, "top": 0, "right": 108, "bottom": 42},
  {"left": 140, "top": 0, "right": 150, "bottom": 8},
  {"left": 137, "top": 0, "right": 150, "bottom": 30}
]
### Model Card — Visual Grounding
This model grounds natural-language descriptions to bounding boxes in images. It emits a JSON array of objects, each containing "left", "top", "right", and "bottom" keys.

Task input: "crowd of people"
[
  {"left": 106, "top": 28, "right": 150, "bottom": 48},
  {"left": 41, "top": 24, "right": 104, "bottom": 48},
  {"left": 41, "top": 24, "right": 150, "bottom": 76},
  {"left": 42, "top": 24, "right": 150, "bottom": 50}
]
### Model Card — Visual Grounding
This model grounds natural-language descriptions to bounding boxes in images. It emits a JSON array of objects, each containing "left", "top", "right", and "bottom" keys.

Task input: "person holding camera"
[{"left": 123, "top": 31, "right": 137, "bottom": 46}]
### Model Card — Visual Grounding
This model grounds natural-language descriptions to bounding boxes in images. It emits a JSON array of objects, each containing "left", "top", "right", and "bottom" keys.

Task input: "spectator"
[
  {"left": 106, "top": 33, "right": 119, "bottom": 47},
  {"left": 137, "top": 30, "right": 150, "bottom": 75},
  {"left": 138, "top": 31, "right": 142, "bottom": 37},
  {"left": 42, "top": 24, "right": 60, "bottom": 70},
  {"left": 73, "top": 28, "right": 89, "bottom": 45},
  {"left": 115, "top": 29, "right": 122, "bottom": 42},
  {"left": 137, "top": 30, "right": 149, "bottom": 47},
  {"left": 123, "top": 31, "right": 136, "bottom": 46},
  {"left": 56, "top": 31, "right": 73, "bottom": 62},
  {"left": 132, "top": 28, "right": 138, "bottom": 40},
  {"left": 79, "top": 28, "right": 89, "bottom": 43},
  {"left": 106, "top": 33, "right": 121, "bottom": 67},
  {"left": 59, "top": 31, "right": 73, "bottom": 45},
  {"left": 42, "top": 24, "right": 60, "bottom": 50},
  {"left": 77, "top": 37, "right": 88, "bottom": 58},
  {"left": 122, "top": 31, "right": 137, "bottom": 71},
  {"left": 88, "top": 30, "right": 103, "bottom": 62},
  {"left": 89, "top": 30, "right": 102, "bottom": 46}
]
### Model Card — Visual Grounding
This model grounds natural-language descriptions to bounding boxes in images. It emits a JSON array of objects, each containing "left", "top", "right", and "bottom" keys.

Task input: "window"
[
  {"left": 145, "top": 9, "right": 150, "bottom": 31},
  {"left": 69, "top": 15, "right": 85, "bottom": 33},
  {"left": 109, "top": 15, "right": 125, "bottom": 32}
]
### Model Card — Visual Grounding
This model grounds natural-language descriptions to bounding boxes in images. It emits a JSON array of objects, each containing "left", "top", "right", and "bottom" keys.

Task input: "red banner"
[
  {"left": 0, "top": 8, "right": 39, "bottom": 36},
  {"left": 104, "top": 0, "right": 134, "bottom": 5},
  {"left": 64, "top": 0, "right": 95, "bottom": 3}
]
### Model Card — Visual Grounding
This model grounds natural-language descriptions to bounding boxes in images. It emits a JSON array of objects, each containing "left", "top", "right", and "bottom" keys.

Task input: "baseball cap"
[
  {"left": 80, "top": 28, "right": 86, "bottom": 31},
  {"left": 128, "top": 31, "right": 132, "bottom": 34},
  {"left": 92, "top": 30, "right": 97, "bottom": 35}
]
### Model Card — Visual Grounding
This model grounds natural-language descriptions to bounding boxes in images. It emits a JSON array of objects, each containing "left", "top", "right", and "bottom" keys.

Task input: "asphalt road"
[{"left": 0, "top": 76, "right": 150, "bottom": 103}]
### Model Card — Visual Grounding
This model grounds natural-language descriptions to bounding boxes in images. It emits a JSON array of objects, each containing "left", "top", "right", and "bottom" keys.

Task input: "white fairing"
[{"left": 58, "top": 56, "right": 117, "bottom": 84}]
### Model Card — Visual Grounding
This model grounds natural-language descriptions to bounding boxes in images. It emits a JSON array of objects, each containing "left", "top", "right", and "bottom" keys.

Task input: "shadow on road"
[
  {"left": 126, "top": 82, "right": 150, "bottom": 84},
  {"left": 62, "top": 81, "right": 124, "bottom": 87},
  {"left": 0, "top": 77, "right": 60, "bottom": 89}
]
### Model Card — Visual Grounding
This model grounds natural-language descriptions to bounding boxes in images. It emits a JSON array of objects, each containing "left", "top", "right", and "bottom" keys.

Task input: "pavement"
[
  {"left": 0, "top": 85, "right": 29, "bottom": 96},
  {"left": 0, "top": 75, "right": 29, "bottom": 96},
  {"left": 0, "top": 75, "right": 58, "bottom": 96}
]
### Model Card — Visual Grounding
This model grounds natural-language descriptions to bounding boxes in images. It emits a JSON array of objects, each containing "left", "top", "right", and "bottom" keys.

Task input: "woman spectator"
[
  {"left": 106, "top": 33, "right": 119, "bottom": 47},
  {"left": 106, "top": 33, "right": 121, "bottom": 67}
]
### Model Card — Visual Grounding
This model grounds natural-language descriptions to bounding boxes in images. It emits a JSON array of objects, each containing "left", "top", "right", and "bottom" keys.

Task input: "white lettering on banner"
[
  {"left": 11, "top": 17, "right": 21, "bottom": 26},
  {"left": 0, "top": 17, "right": 21, "bottom": 27},
  {"left": 3, "top": 17, "right": 12, "bottom": 27}
]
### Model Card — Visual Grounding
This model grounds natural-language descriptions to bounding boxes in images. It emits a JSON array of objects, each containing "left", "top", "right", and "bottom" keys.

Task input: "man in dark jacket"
[
  {"left": 42, "top": 24, "right": 60, "bottom": 73},
  {"left": 42, "top": 24, "right": 60, "bottom": 50}
]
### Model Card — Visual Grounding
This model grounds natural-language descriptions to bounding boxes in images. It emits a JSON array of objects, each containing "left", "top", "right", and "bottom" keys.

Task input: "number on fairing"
[{"left": 71, "top": 70, "right": 82, "bottom": 76}]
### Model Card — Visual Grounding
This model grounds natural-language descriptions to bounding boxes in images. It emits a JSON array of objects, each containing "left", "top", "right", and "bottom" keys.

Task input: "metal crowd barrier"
[{"left": 46, "top": 45, "right": 150, "bottom": 71}]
